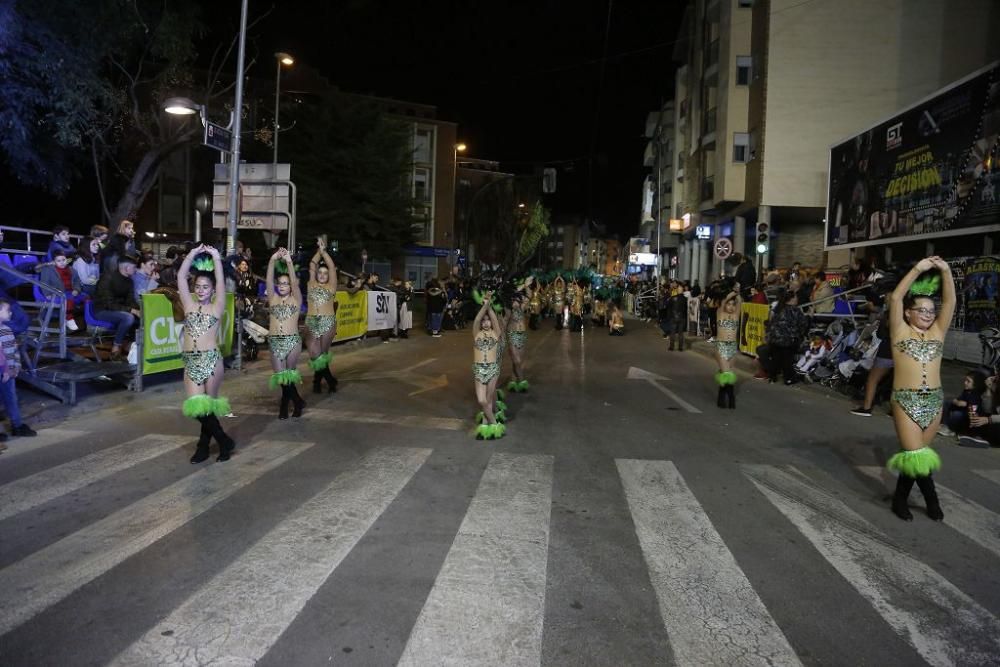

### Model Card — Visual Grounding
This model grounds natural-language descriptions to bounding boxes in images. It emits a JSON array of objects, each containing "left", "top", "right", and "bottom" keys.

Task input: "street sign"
[
  {"left": 203, "top": 122, "right": 232, "bottom": 153},
  {"left": 714, "top": 237, "right": 733, "bottom": 259},
  {"left": 212, "top": 164, "right": 294, "bottom": 232}
]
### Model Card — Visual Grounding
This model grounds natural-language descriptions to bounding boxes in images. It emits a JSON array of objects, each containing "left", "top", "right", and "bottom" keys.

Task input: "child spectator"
[
  {"left": 39, "top": 249, "right": 82, "bottom": 331},
  {"left": 46, "top": 225, "right": 76, "bottom": 261},
  {"left": 73, "top": 237, "right": 102, "bottom": 296},
  {"left": 0, "top": 298, "right": 37, "bottom": 439},
  {"left": 939, "top": 371, "right": 987, "bottom": 437}
]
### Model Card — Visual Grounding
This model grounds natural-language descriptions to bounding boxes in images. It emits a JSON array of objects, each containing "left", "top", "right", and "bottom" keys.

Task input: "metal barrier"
[{"left": 0, "top": 224, "right": 85, "bottom": 255}]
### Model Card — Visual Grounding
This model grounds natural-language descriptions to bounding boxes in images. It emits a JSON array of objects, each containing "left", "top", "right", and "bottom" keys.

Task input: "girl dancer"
[
  {"left": 473, "top": 292, "right": 504, "bottom": 439},
  {"left": 305, "top": 239, "right": 338, "bottom": 394},
  {"left": 887, "top": 256, "right": 955, "bottom": 521},
  {"left": 715, "top": 288, "right": 741, "bottom": 408},
  {"left": 506, "top": 277, "right": 533, "bottom": 393},
  {"left": 552, "top": 275, "right": 566, "bottom": 330},
  {"left": 177, "top": 245, "right": 235, "bottom": 463},
  {"left": 266, "top": 248, "right": 305, "bottom": 419}
]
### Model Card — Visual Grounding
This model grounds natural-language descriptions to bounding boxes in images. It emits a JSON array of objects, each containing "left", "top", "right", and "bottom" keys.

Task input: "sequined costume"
[
  {"left": 892, "top": 336, "right": 944, "bottom": 429},
  {"left": 473, "top": 334, "right": 500, "bottom": 384},
  {"left": 715, "top": 340, "right": 738, "bottom": 360},
  {"left": 269, "top": 333, "right": 301, "bottom": 361},
  {"left": 305, "top": 314, "right": 336, "bottom": 336},
  {"left": 307, "top": 286, "right": 334, "bottom": 306},
  {"left": 270, "top": 302, "right": 299, "bottom": 322},
  {"left": 508, "top": 330, "right": 527, "bottom": 350},
  {"left": 182, "top": 310, "right": 220, "bottom": 385}
]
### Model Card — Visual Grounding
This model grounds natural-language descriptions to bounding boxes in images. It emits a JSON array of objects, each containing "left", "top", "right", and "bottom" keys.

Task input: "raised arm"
[
  {"left": 208, "top": 246, "right": 226, "bottom": 317},
  {"left": 284, "top": 249, "right": 301, "bottom": 305},
  {"left": 930, "top": 257, "right": 956, "bottom": 331},
  {"left": 320, "top": 247, "right": 337, "bottom": 292},
  {"left": 486, "top": 301, "right": 502, "bottom": 333},
  {"left": 473, "top": 292, "right": 490, "bottom": 331},
  {"left": 176, "top": 244, "right": 200, "bottom": 311},
  {"left": 308, "top": 244, "right": 322, "bottom": 283},
  {"left": 266, "top": 250, "right": 279, "bottom": 301},
  {"left": 889, "top": 257, "right": 936, "bottom": 333}
]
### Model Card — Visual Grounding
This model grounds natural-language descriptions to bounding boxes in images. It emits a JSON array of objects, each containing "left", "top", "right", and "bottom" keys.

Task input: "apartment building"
[{"left": 671, "top": 0, "right": 1000, "bottom": 281}]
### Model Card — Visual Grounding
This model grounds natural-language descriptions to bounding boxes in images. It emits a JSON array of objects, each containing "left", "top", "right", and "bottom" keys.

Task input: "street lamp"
[
  {"left": 454, "top": 142, "right": 467, "bottom": 269},
  {"left": 273, "top": 52, "right": 295, "bottom": 164}
]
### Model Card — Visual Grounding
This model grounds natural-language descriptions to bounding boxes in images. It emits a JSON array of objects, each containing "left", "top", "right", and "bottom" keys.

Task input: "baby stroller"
[
  {"left": 798, "top": 319, "right": 852, "bottom": 383},
  {"left": 239, "top": 286, "right": 268, "bottom": 361}
]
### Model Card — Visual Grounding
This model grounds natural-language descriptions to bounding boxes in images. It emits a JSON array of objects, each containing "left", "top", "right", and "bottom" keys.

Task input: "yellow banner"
[
  {"left": 739, "top": 302, "right": 769, "bottom": 357},
  {"left": 334, "top": 290, "right": 367, "bottom": 341}
]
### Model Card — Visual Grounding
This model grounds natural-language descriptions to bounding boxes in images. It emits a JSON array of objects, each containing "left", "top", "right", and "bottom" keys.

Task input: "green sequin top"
[
  {"left": 270, "top": 302, "right": 299, "bottom": 322},
  {"left": 183, "top": 309, "right": 219, "bottom": 352},
  {"left": 308, "top": 286, "right": 333, "bottom": 306},
  {"left": 894, "top": 338, "right": 943, "bottom": 363},
  {"left": 474, "top": 334, "right": 498, "bottom": 352}
]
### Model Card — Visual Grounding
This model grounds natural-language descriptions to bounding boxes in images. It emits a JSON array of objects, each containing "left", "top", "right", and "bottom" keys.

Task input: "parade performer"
[
  {"left": 714, "top": 288, "right": 741, "bottom": 409},
  {"left": 552, "top": 275, "right": 566, "bottom": 330},
  {"left": 506, "top": 277, "right": 533, "bottom": 393},
  {"left": 266, "top": 248, "right": 305, "bottom": 419},
  {"left": 305, "top": 239, "right": 338, "bottom": 394},
  {"left": 473, "top": 292, "right": 504, "bottom": 439},
  {"left": 528, "top": 280, "right": 542, "bottom": 330},
  {"left": 177, "top": 244, "right": 235, "bottom": 463},
  {"left": 887, "top": 256, "right": 955, "bottom": 521},
  {"left": 568, "top": 279, "right": 584, "bottom": 331}
]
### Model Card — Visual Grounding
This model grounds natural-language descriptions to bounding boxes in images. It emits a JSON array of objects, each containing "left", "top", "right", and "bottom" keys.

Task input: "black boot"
[
  {"left": 915, "top": 475, "right": 944, "bottom": 521},
  {"left": 191, "top": 417, "right": 211, "bottom": 463},
  {"left": 204, "top": 415, "right": 235, "bottom": 462},
  {"left": 313, "top": 374, "right": 323, "bottom": 394},
  {"left": 726, "top": 384, "right": 736, "bottom": 409},
  {"left": 289, "top": 385, "right": 305, "bottom": 418},
  {"left": 891, "top": 474, "right": 916, "bottom": 521},
  {"left": 324, "top": 369, "right": 338, "bottom": 393},
  {"left": 717, "top": 386, "right": 726, "bottom": 408},
  {"left": 279, "top": 385, "right": 290, "bottom": 420}
]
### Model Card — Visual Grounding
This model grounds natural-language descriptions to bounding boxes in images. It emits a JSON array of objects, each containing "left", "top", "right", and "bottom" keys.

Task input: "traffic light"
[{"left": 755, "top": 221, "right": 770, "bottom": 255}]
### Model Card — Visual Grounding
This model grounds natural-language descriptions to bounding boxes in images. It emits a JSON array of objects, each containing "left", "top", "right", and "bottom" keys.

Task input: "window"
[
  {"left": 414, "top": 128, "right": 433, "bottom": 164},
  {"left": 733, "top": 133, "right": 750, "bottom": 163},
  {"left": 738, "top": 0, "right": 754, "bottom": 7},
  {"left": 413, "top": 168, "right": 432, "bottom": 203},
  {"left": 736, "top": 56, "right": 752, "bottom": 85}
]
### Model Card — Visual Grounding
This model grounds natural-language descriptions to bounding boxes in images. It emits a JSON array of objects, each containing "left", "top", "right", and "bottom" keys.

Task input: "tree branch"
[{"left": 91, "top": 137, "right": 112, "bottom": 223}]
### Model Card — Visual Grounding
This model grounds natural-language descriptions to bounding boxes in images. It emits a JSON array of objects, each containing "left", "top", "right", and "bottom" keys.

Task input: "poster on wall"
[
  {"left": 961, "top": 256, "right": 1000, "bottom": 333},
  {"left": 826, "top": 62, "right": 1000, "bottom": 249}
]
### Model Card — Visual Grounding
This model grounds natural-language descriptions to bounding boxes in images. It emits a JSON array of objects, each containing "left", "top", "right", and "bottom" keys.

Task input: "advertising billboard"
[{"left": 825, "top": 63, "right": 1000, "bottom": 249}]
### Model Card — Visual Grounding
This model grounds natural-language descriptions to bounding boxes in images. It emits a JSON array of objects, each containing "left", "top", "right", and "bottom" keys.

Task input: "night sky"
[{"left": 225, "top": 0, "right": 683, "bottom": 238}]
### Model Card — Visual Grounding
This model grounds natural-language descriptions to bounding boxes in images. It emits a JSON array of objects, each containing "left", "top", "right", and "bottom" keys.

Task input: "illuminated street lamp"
[
  {"left": 454, "top": 142, "right": 467, "bottom": 268},
  {"left": 273, "top": 52, "right": 295, "bottom": 164}
]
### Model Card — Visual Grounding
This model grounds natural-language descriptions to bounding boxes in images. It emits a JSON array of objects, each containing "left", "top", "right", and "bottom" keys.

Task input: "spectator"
[
  {"left": 38, "top": 249, "right": 82, "bottom": 331},
  {"left": 158, "top": 246, "right": 183, "bottom": 288},
  {"left": 734, "top": 253, "right": 756, "bottom": 299},
  {"left": 0, "top": 298, "right": 37, "bottom": 439},
  {"left": 690, "top": 281, "right": 702, "bottom": 298},
  {"left": 426, "top": 279, "right": 446, "bottom": 337},
  {"left": 103, "top": 219, "right": 136, "bottom": 274},
  {"left": 94, "top": 255, "right": 141, "bottom": 362},
  {"left": 89, "top": 224, "right": 110, "bottom": 248},
  {"left": 666, "top": 283, "right": 687, "bottom": 351},
  {"left": 810, "top": 271, "right": 835, "bottom": 314},
  {"left": 750, "top": 283, "right": 768, "bottom": 304},
  {"left": 46, "top": 225, "right": 76, "bottom": 261},
  {"left": 132, "top": 253, "right": 160, "bottom": 301},
  {"left": 939, "top": 371, "right": 988, "bottom": 438},
  {"left": 962, "top": 372, "right": 998, "bottom": 447},
  {"left": 765, "top": 289, "right": 808, "bottom": 385},
  {"left": 847, "top": 257, "right": 868, "bottom": 290},
  {"left": 73, "top": 237, "right": 102, "bottom": 296}
]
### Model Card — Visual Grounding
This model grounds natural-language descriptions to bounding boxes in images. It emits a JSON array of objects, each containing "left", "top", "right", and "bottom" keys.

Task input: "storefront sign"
[
  {"left": 367, "top": 290, "right": 397, "bottom": 331},
  {"left": 141, "top": 293, "right": 234, "bottom": 375},
  {"left": 739, "top": 302, "right": 769, "bottom": 357},
  {"left": 334, "top": 290, "right": 367, "bottom": 341},
  {"left": 826, "top": 62, "right": 1000, "bottom": 249},
  {"left": 696, "top": 225, "right": 712, "bottom": 240}
]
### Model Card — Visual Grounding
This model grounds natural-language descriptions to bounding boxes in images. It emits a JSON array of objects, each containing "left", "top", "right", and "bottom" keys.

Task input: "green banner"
[{"left": 141, "top": 293, "right": 235, "bottom": 376}]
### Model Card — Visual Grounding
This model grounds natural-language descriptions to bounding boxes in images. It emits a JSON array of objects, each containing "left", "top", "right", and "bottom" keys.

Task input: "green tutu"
[
  {"left": 887, "top": 447, "right": 941, "bottom": 478},
  {"left": 182, "top": 395, "right": 231, "bottom": 419},
  {"left": 715, "top": 371, "right": 737, "bottom": 386},
  {"left": 269, "top": 369, "right": 303, "bottom": 390},
  {"left": 309, "top": 351, "right": 332, "bottom": 371}
]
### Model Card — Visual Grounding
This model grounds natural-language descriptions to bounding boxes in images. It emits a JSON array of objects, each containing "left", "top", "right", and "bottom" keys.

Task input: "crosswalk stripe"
[
  {"left": 745, "top": 464, "right": 1000, "bottom": 667},
  {"left": 973, "top": 469, "right": 1000, "bottom": 486},
  {"left": 0, "top": 434, "right": 188, "bottom": 522},
  {"left": 0, "top": 439, "right": 313, "bottom": 637},
  {"left": 0, "top": 429, "right": 85, "bottom": 459},
  {"left": 154, "top": 404, "right": 467, "bottom": 431},
  {"left": 398, "top": 453, "right": 554, "bottom": 667},
  {"left": 858, "top": 466, "right": 1000, "bottom": 560},
  {"left": 617, "top": 459, "right": 801, "bottom": 667},
  {"left": 111, "top": 445, "right": 431, "bottom": 666}
]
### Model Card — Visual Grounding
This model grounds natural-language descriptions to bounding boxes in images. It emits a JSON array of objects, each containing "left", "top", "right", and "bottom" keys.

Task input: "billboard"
[{"left": 825, "top": 63, "right": 1000, "bottom": 249}]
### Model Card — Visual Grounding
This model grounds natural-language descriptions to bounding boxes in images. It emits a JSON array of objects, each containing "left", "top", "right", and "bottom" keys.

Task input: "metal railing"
[{"left": 0, "top": 225, "right": 85, "bottom": 255}]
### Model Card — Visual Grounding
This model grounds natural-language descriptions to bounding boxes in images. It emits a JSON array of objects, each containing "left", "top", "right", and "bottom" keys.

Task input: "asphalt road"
[{"left": 1, "top": 318, "right": 999, "bottom": 666}]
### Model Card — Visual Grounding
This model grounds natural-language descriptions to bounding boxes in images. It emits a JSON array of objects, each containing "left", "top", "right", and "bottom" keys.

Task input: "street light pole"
[
  {"left": 453, "top": 142, "right": 467, "bottom": 270},
  {"left": 225, "top": 0, "right": 250, "bottom": 256},
  {"left": 273, "top": 52, "right": 294, "bottom": 165}
]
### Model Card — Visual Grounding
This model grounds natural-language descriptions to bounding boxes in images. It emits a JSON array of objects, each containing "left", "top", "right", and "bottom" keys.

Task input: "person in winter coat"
[
  {"left": 765, "top": 289, "right": 809, "bottom": 384},
  {"left": 38, "top": 249, "right": 83, "bottom": 331},
  {"left": 426, "top": 279, "right": 446, "bottom": 337},
  {"left": 666, "top": 283, "right": 688, "bottom": 351}
]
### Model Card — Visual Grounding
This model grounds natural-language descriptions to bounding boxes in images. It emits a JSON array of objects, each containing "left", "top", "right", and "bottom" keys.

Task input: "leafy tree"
[
  {"left": 468, "top": 175, "right": 549, "bottom": 272},
  {"left": 278, "top": 92, "right": 419, "bottom": 261}
]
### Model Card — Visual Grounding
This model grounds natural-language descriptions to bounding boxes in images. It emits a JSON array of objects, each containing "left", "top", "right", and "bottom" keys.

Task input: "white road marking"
[
  {"left": 0, "top": 440, "right": 313, "bottom": 637},
  {"left": 626, "top": 366, "right": 702, "bottom": 413},
  {"left": 745, "top": 464, "right": 1000, "bottom": 667},
  {"left": 616, "top": 459, "right": 800, "bottom": 666},
  {"left": 112, "top": 446, "right": 431, "bottom": 666},
  {"left": 973, "top": 469, "right": 1000, "bottom": 486},
  {"left": 0, "top": 429, "right": 85, "bottom": 459},
  {"left": 0, "top": 434, "right": 188, "bottom": 522},
  {"left": 398, "top": 453, "right": 554, "bottom": 667},
  {"left": 858, "top": 466, "right": 1000, "bottom": 559},
  {"left": 156, "top": 403, "right": 467, "bottom": 431}
]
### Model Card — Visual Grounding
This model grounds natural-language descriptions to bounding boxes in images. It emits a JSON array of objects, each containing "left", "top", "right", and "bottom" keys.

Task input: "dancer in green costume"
[
  {"left": 177, "top": 245, "right": 235, "bottom": 463},
  {"left": 266, "top": 248, "right": 305, "bottom": 420},
  {"left": 305, "top": 238, "right": 339, "bottom": 395},
  {"left": 472, "top": 292, "right": 505, "bottom": 440},
  {"left": 886, "top": 256, "right": 955, "bottom": 521},
  {"left": 714, "top": 288, "right": 741, "bottom": 409}
]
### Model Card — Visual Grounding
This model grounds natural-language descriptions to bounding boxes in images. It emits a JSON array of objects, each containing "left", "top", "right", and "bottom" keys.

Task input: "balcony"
[
  {"left": 703, "top": 39, "right": 719, "bottom": 78},
  {"left": 700, "top": 175, "right": 715, "bottom": 204},
  {"left": 701, "top": 108, "right": 717, "bottom": 147}
]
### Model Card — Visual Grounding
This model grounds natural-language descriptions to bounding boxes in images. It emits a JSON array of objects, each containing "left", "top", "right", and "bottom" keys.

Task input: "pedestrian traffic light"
[{"left": 755, "top": 221, "right": 770, "bottom": 255}]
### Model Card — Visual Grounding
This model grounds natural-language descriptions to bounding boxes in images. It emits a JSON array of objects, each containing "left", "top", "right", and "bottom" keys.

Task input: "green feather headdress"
[
  {"left": 275, "top": 259, "right": 298, "bottom": 275},
  {"left": 192, "top": 255, "right": 214, "bottom": 272},
  {"left": 909, "top": 273, "right": 941, "bottom": 296}
]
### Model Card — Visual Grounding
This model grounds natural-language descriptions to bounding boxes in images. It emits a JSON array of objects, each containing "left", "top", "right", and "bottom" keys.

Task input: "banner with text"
[
  {"left": 367, "top": 290, "right": 397, "bottom": 331},
  {"left": 334, "top": 290, "right": 367, "bottom": 342},
  {"left": 826, "top": 63, "right": 1000, "bottom": 249},
  {"left": 141, "top": 293, "right": 235, "bottom": 375},
  {"left": 739, "top": 302, "right": 769, "bottom": 358}
]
